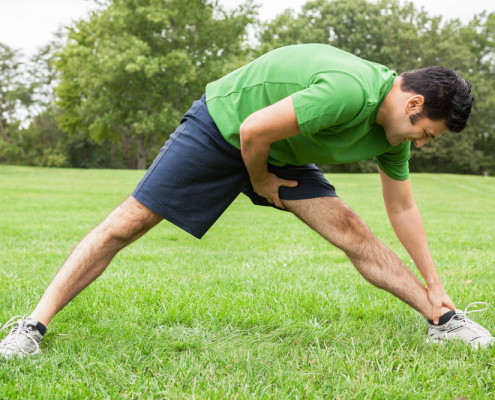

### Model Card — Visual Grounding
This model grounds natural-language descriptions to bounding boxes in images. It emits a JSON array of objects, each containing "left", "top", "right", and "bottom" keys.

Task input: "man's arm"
[
  {"left": 239, "top": 96, "right": 300, "bottom": 208},
  {"left": 378, "top": 167, "right": 455, "bottom": 323}
]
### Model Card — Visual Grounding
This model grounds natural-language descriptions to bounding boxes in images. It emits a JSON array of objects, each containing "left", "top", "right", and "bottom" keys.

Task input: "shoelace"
[
  {"left": 464, "top": 302, "right": 489, "bottom": 315},
  {"left": 0, "top": 315, "right": 41, "bottom": 356},
  {"left": 453, "top": 302, "right": 492, "bottom": 337}
]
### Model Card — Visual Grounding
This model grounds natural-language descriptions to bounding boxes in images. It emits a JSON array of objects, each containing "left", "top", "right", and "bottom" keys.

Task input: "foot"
[
  {"left": 0, "top": 316, "right": 46, "bottom": 359},
  {"left": 427, "top": 302, "right": 494, "bottom": 348}
]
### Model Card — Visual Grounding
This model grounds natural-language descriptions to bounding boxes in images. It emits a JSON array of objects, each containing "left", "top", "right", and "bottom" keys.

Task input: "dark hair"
[{"left": 400, "top": 66, "right": 473, "bottom": 132}]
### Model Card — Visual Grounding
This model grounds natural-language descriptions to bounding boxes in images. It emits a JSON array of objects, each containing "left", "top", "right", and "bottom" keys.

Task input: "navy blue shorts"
[{"left": 132, "top": 95, "right": 337, "bottom": 238}]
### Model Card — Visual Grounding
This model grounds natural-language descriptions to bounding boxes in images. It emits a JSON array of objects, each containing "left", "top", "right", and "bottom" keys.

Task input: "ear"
[{"left": 405, "top": 95, "right": 424, "bottom": 114}]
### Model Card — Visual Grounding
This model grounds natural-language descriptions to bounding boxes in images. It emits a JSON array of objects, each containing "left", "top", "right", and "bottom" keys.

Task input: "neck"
[{"left": 376, "top": 76, "right": 402, "bottom": 127}]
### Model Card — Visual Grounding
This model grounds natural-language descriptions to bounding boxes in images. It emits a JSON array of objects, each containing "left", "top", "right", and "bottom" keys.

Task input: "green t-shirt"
[{"left": 205, "top": 44, "right": 410, "bottom": 181}]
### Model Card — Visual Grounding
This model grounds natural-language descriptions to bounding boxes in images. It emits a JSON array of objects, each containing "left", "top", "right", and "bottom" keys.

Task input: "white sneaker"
[
  {"left": 0, "top": 316, "right": 45, "bottom": 359},
  {"left": 427, "top": 302, "right": 495, "bottom": 348}
]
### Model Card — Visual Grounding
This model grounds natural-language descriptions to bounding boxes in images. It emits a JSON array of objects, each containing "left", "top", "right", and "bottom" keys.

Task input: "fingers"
[
  {"left": 274, "top": 179, "right": 298, "bottom": 209},
  {"left": 432, "top": 306, "right": 441, "bottom": 325},
  {"left": 253, "top": 175, "right": 298, "bottom": 209},
  {"left": 274, "top": 195, "right": 285, "bottom": 209},
  {"left": 432, "top": 299, "right": 456, "bottom": 324},
  {"left": 280, "top": 179, "right": 298, "bottom": 188},
  {"left": 264, "top": 178, "right": 298, "bottom": 208},
  {"left": 426, "top": 286, "right": 456, "bottom": 324},
  {"left": 264, "top": 192, "right": 284, "bottom": 209}
]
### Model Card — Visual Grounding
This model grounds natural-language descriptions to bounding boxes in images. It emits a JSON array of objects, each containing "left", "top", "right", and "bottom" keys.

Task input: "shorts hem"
[
  {"left": 131, "top": 194, "right": 206, "bottom": 239},
  {"left": 279, "top": 191, "right": 338, "bottom": 201}
]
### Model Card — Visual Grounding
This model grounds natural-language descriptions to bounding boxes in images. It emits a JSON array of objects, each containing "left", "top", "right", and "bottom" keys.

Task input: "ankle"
[{"left": 28, "top": 313, "right": 50, "bottom": 328}]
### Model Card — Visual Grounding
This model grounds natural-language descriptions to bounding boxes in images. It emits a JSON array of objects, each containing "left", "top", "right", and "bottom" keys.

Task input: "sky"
[{"left": 1, "top": 0, "right": 495, "bottom": 57}]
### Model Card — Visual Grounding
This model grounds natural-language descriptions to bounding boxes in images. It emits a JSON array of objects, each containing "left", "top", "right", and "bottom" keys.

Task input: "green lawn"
[{"left": 1, "top": 165, "right": 494, "bottom": 399}]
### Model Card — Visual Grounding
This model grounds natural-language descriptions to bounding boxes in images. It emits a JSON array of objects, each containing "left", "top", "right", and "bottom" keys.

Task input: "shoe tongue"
[{"left": 17, "top": 318, "right": 40, "bottom": 332}]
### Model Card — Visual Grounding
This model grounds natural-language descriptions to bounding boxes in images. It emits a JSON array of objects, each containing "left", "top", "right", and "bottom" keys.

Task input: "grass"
[{"left": 0, "top": 165, "right": 494, "bottom": 399}]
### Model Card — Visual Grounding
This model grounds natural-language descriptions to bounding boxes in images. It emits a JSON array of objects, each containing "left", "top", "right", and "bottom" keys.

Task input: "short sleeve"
[
  {"left": 291, "top": 72, "right": 366, "bottom": 136},
  {"left": 374, "top": 142, "right": 411, "bottom": 181}
]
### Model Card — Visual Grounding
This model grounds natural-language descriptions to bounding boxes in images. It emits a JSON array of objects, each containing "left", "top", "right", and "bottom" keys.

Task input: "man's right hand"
[
  {"left": 251, "top": 172, "right": 298, "bottom": 209},
  {"left": 427, "top": 284, "right": 456, "bottom": 324}
]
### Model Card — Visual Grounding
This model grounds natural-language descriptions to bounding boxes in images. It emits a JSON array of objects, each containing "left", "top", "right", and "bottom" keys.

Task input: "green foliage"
[
  {"left": 56, "top": 0, "right": 256, "bottom": 169},
  {"left": 0, "top": 135, "right": 21, "bottom": 164},
  {"left": 409, "top": 133, "right": 484, "bottom": 174},
  {"left": 0, "top": 43, "right": 32, "bottom": 147},
  {"left": 1, "top": 0, "right": 494, "bottom": 174},
  {"left": 20, "top": 110, "right": 69, "bottom": 167},
  {"left": 68, "top": 132, "right": 123, "bottom": 169},
  {"left": 0, "top": 109, "right": 120, "bottom": 169}
]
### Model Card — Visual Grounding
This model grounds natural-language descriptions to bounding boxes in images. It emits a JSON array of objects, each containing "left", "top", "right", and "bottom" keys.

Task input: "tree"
[
  {"left": 0, "top": 33, "right": 76, "bottom": 166},
  {"left": 56, "top": 0, "right": 257, "bottom": 169},
  {"left": 0, "top": 44, "right": 33, "bottom": 147},
  {"left": 0, "top": 43, "right": 43, "bottom": 164},
  {"left": 27, "top": 32, "right": 66, "bottom": 117},
  {"left": 459, "top": 12, "right": 495, "bottom": 174},
  {"left": 19, "top": 109, "right": 69, "bottom": 167}
]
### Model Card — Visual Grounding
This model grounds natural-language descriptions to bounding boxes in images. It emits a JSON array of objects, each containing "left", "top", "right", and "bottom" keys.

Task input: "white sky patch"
[{"left": 1, "top": 0, "right": 495, "bottom": 57}]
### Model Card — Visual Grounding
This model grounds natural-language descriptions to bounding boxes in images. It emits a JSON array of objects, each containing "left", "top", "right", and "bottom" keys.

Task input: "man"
[{"left": 1, "top": 44, "right": 492, "bottom": 358}]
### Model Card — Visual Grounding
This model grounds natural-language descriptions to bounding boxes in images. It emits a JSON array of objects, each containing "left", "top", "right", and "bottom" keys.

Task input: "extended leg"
[
  {"left": 29, "top": 196, "right": 162, "bottom": 326},
  {"left": 283, "top": 196, "right": 441, "bottom": 320}
]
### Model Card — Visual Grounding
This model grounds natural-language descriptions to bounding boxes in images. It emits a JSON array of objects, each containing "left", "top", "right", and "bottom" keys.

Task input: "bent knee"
[
  {"left": 100, "top": 197, "right": 162, "bottom": 243},
  {"left": 339, "top": 207, "right": 370, "bottom": 235},
  {"left": 331, "top": 206, "right": 373, "bottom": 251}
]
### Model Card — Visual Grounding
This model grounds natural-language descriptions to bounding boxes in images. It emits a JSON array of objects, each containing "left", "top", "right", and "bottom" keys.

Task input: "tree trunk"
[
  {"left": 110, "top": 142, "right": 115, "bottom": 163},
  {"left": 136, "top": 134, "right": 147, "bottom": 170},
  {"left": 122, "top": 134, "right": 134, "bottom": 169},
  {"left": 0, "top": 118, "right": 8, "bottom": 142},
  {"left": 18, "top": 132, "right": 24, "bottom": 158}
]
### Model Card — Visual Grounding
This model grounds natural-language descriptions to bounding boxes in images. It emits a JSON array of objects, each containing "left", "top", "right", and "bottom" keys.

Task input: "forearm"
[
  {"left": 379, "top": 170, "right": 455, "bottom": 318},
  {"left": 387, "top": 205, "right": 441, "bottom": 288},
  {"left": 239, "top": 126, "right": 271, "bottom": 184},
  {"left": 238, "top": 96, "right": 300, "bottom": 207},
  {"left": 239, "top": 96, "right": 300, "bottom": 181}
]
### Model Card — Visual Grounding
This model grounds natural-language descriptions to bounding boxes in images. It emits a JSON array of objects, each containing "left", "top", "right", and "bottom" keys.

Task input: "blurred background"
[{"left": 0, "top": 0, "right": 493, "bottom": 174}]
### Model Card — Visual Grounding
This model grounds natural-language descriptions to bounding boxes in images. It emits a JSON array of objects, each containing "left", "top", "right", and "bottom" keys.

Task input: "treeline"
[{"left": 1, "top": 0, "right": 494, "bottom": 174}]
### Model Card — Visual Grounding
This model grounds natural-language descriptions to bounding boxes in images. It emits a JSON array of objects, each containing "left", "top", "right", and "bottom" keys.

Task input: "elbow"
[
  {"left": 383, "top": 193, "right": 417, "bottom": 216},
  {"left": 387, "top": 202, "right": 419, "bottom": 220},
  {"left": 239, "top": 119, "right": 252, "bottom": 148},
  {"left": 240, "top": 117, "right": 265, "bottom": 149},
  {"left": 239, "top": 120, "right": 249, "bottom": 142}
]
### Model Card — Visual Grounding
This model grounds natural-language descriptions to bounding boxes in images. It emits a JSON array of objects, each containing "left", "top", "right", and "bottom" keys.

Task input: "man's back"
[{"left": 206, "top": 43, "right": 408, "bottom": 179}]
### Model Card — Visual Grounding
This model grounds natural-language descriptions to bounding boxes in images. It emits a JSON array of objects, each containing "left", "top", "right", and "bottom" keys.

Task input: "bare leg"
[
  {"left": 283, "top": 196, "right": 445, "bottom": 320},
  {"left": 29, "top": 196, "right": 162, "bottom": 326}
]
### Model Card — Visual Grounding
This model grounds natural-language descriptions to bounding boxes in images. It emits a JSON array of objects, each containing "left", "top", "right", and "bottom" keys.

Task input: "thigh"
[
  {"left": 283, "top": 196, "right": 372, "bottom": 251},
  {"left": 242, "top": 163, "right": 338, "bottom": 208}
]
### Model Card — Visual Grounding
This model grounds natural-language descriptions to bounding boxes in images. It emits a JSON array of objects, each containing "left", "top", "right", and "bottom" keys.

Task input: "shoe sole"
[{"left": 426, "top": 337, "right": 494, "bottom": 349}]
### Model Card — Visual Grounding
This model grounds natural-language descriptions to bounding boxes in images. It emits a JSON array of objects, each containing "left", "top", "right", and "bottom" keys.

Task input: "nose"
[{"left": 414, "top": 138, "right": 428, "bottom": 148}]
